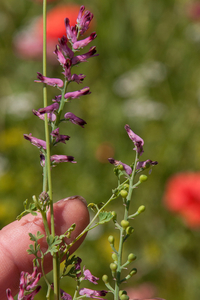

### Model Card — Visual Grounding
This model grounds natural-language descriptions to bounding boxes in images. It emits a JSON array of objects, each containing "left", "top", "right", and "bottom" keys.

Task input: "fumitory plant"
[{"left": 4, "top": 1, "right": 164, "bottom": 300}]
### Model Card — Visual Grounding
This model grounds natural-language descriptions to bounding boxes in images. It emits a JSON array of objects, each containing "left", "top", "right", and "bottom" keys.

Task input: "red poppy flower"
[
  {"left": 14, "top": 4, "right": 94, "bottom": 60},
  {"left": 163, "top": 172, "right": 200, "bottom": 228}
]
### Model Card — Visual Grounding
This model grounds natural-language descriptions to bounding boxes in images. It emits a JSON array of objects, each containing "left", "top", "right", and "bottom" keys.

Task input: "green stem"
[{"left": 42, "top": 0, "right": 59, "bottom": 299}]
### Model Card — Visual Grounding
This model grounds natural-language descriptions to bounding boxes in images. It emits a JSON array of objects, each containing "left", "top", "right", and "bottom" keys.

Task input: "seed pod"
[{"left": 139, "top": 174, "right": 148, "bottom": 182}]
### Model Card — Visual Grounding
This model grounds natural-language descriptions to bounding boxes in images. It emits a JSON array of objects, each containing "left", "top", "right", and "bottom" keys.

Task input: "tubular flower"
[
  {"left": 64, "top": 87, "right": 90, "bottom": 100},
  {"left": 64, "top": 112, "right": 87, "bottom": 128},
  {"left": 108, "top": 158, "right": 132, "bottom": 175},
  {"left": 54, "top": 45, "right": 67, "bottom": 65},
  {"left": 136, "top": 159, "right": 158, "bottom": 170},
  {"left": 79, "top": 288, "right": 108, "bottom": 300},
  {"left": 65, "top": 18, "right": 77, "bottom": 44},
  {"left": 124, "top": 124, "right": 144, "bottom": 155},
  {"left": 72, "top": 46, "right": 98, "bottom": 65},
  {"left": 6, "top": 267, "right": 42, "bottom": 300},
  {"left": 51, "top": 155, "right": 76, "bottom": 164},
  {"left": 38, "top": 102, "right": 59, "bottom": 114},
  {"left": 33, "top": 109, "right": 56, "bottom": 121},
  {"left": 73, "top": 32, "right": 97, "bottom": 49},
  {"left": 83, "top": 268, "right": 99, "bottom": 284},
  {"left": 58, "top": 36, "right": 74, "bottom": 59},
  {"left": 24, "top": 133, "right": 46, "bottom": 150},
  {"left": 50, "top": 128, "right": 70, "bottom": 144},
  {"left": 35, "top": 72, "right": 64, "bottom": 88}
]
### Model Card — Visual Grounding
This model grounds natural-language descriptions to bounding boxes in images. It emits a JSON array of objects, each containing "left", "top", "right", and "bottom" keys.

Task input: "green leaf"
[
  {"left": 98, "top": 211, "right": 114, "bottom": 224},
  {"left": 45, "top": 235, "right": 62, "bottom": 255}
]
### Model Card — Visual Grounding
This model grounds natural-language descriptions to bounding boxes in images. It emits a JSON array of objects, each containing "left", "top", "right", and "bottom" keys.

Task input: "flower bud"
[
  {"left": 111, "top": 211, "right": 117, "bottom": 220},
  {"left": 123, "top": 183, "right": 129, "bottom": 190},
  {"left": 139, "top": 174, "right": 148, "bottom": 182},
  {"left": 108, "top": 235, "right": 115, "bottom": 244},
  {"left": 112, "top": 253, "right": 118, "bottom": 262},
  {"left": 121, "top": 220, "right": 129, "bottom": 229},
  {"left": 102, "top": 275, "right": 109, "bottom": 283},
  {"left": 137, "top": 205, "right": 145, "bottom": 214},
  {"left": 119, "top": 290, "right": 127, "bottom": 297},
  {"left": 120, "top": 190, "right": 128, "bottom": 198},
  {"left": 110, "top": 263, "right": 117, "bottom": 271},
  {"left": 126, "top": 226, "right": 134, "bottom": 235},
  {"left": 120, "top": 294, "right": 129, "bottom": 300},
  {"left": 128, "top": 253, "right": 136, "bottom": 262}
]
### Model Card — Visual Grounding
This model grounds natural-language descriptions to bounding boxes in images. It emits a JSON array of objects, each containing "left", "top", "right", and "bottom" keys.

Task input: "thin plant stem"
[{"left": 42, "top": 0, "right": 59, "bottom": 299}]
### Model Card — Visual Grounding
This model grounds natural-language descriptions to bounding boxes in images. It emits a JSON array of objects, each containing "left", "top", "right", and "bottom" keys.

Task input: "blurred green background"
[{"left": 1, "top": 0, "right": 200, "bottom": 299}]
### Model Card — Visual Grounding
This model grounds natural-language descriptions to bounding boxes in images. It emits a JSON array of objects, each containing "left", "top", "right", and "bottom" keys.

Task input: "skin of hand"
[{"left": 0, "top": 196, "right": 90, "bottom": 300}]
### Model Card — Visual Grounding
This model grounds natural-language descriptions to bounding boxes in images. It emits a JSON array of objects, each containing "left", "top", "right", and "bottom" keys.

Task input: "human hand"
[{"left": 0, "top": 196, "right": 89, "bottom": 300}]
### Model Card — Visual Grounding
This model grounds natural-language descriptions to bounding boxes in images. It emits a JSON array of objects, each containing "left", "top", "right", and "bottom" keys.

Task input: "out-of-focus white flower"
[
  {"left": 123, "top": 96, "right": 167, "bottom": 120},
  {"left": 113, "top": 61, "right": 167, "bottom": 98}
]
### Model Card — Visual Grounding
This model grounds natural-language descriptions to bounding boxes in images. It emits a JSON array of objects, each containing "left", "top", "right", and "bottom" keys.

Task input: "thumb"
[{"left": 0, "top": 196, "right": 89, "bottom": 300}]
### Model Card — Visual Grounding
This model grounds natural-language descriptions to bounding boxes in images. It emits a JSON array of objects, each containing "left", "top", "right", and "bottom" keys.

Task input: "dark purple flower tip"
[
  {"left": 6, "top": 289, "right": 14, "bottom": 300},
  {"left": 35, "top": 72, "right": 64, "bottom": 88},
  {"left": 64, "top": 112, "right": 87, "bottom": 128},
  {"left": 124, "top": 124, "right": 144, "bottom": 156},
  {"left": 136, "top": 159, "right": 158, "bottom": 170},
  {"left": 73, "top": 32, "right": 97, "bottom": 50},
  {"left": 51, "top": 155, "right": 76, "bottom": 164},
  {"left": 79, "top": 288, "right": 108, "bottom": 299},
  {"left": 65, "top": 18, "right": 77, "bottom": 43},
  {"left": 83, "top": 268, "right": 99, "bottom": 284},
  {"left": 24, "top": 133, "right": 46, "bottom": 150},
  {"left": 72, "top": 46, "right": 98, "bottom": 65},
  {"left": 64, "top": 87, "right": 91, "bottom": 100},
  {"left": 51, "top": 128, "right": 70, "bottom": 144},
  {"left": 58, "top": 36, "right": 74, "bottom": 59},
  {"left": 108, "top": 158, "right": 132, "bottom": 175},
  {"left": 38, "top": 102, "right": 59, "bottom": 114}
]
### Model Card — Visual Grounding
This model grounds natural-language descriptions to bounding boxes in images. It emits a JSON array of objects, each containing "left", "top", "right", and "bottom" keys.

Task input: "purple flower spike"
[
  {"left": 51, "top": 128, "right": 70, "bottom": 144},
  {"left": 72, "top": 46, "right": 98, "bottom": 65},
  {"left": 64, "top": 87, "right": 91, "bottom": 100},
  {"left": 108, "top": 158, "right": 132, "bottom": 175},
  {"left": 83, "top": 268, "right": 99, "bottom": 284},
  {"left": 65, "top": 18, "right": 77, "bottom": 43},
  {"left": 73, "top": 32, "right": 97, "bottom": 50},
  {"left": 51, "top": 155, "right": 76, "bottom": 164},
  {"left": 77, "top": 6, "right": 94, "bottom": 35},
  {"left": 7, "top": 267, "right": 42, "bottom": 300},
  {"left": 33, "top": 109, "right": 56, "bottom": 122},
  {"left": 64, "top": 112, "right": 87, "bottom": 128},
  {"left": 38, "top": 102, "right": 59, "bottom": 114},
  {"left": 79, "top": 288, "right": 108, "bottom": 300},
  {"left": 136, "top": 159, "right": 158, "bottom": 170},
  {"left": 24, "top": 133, "right": 46, "bottom": 150},
  {"left": 124, "top": 124, "right": 144, "bottom": 156},
  {"left": 35, "top": 72, "right": 64, "bottom": 88}
]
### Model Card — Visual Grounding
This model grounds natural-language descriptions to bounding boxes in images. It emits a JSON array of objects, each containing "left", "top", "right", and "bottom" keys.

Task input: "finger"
[{"left": 0, "top": 196, "right": 89, "bottom": 299}]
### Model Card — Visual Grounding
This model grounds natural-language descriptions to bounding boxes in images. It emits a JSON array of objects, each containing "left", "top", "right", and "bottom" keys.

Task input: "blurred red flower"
[
  {"left": 187, "top": 2, "right": 200, "bottom": 21},
  {"left": 164, "top": 172, "right": 200, "bottom": 228},
  {"left": 14, "top": 4, "right": 93, "bottom": 60}
]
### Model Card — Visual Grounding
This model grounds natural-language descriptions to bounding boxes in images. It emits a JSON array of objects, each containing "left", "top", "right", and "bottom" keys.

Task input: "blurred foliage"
[{"left": 1, "top": 0, "right": 200, "bottom": 299}]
